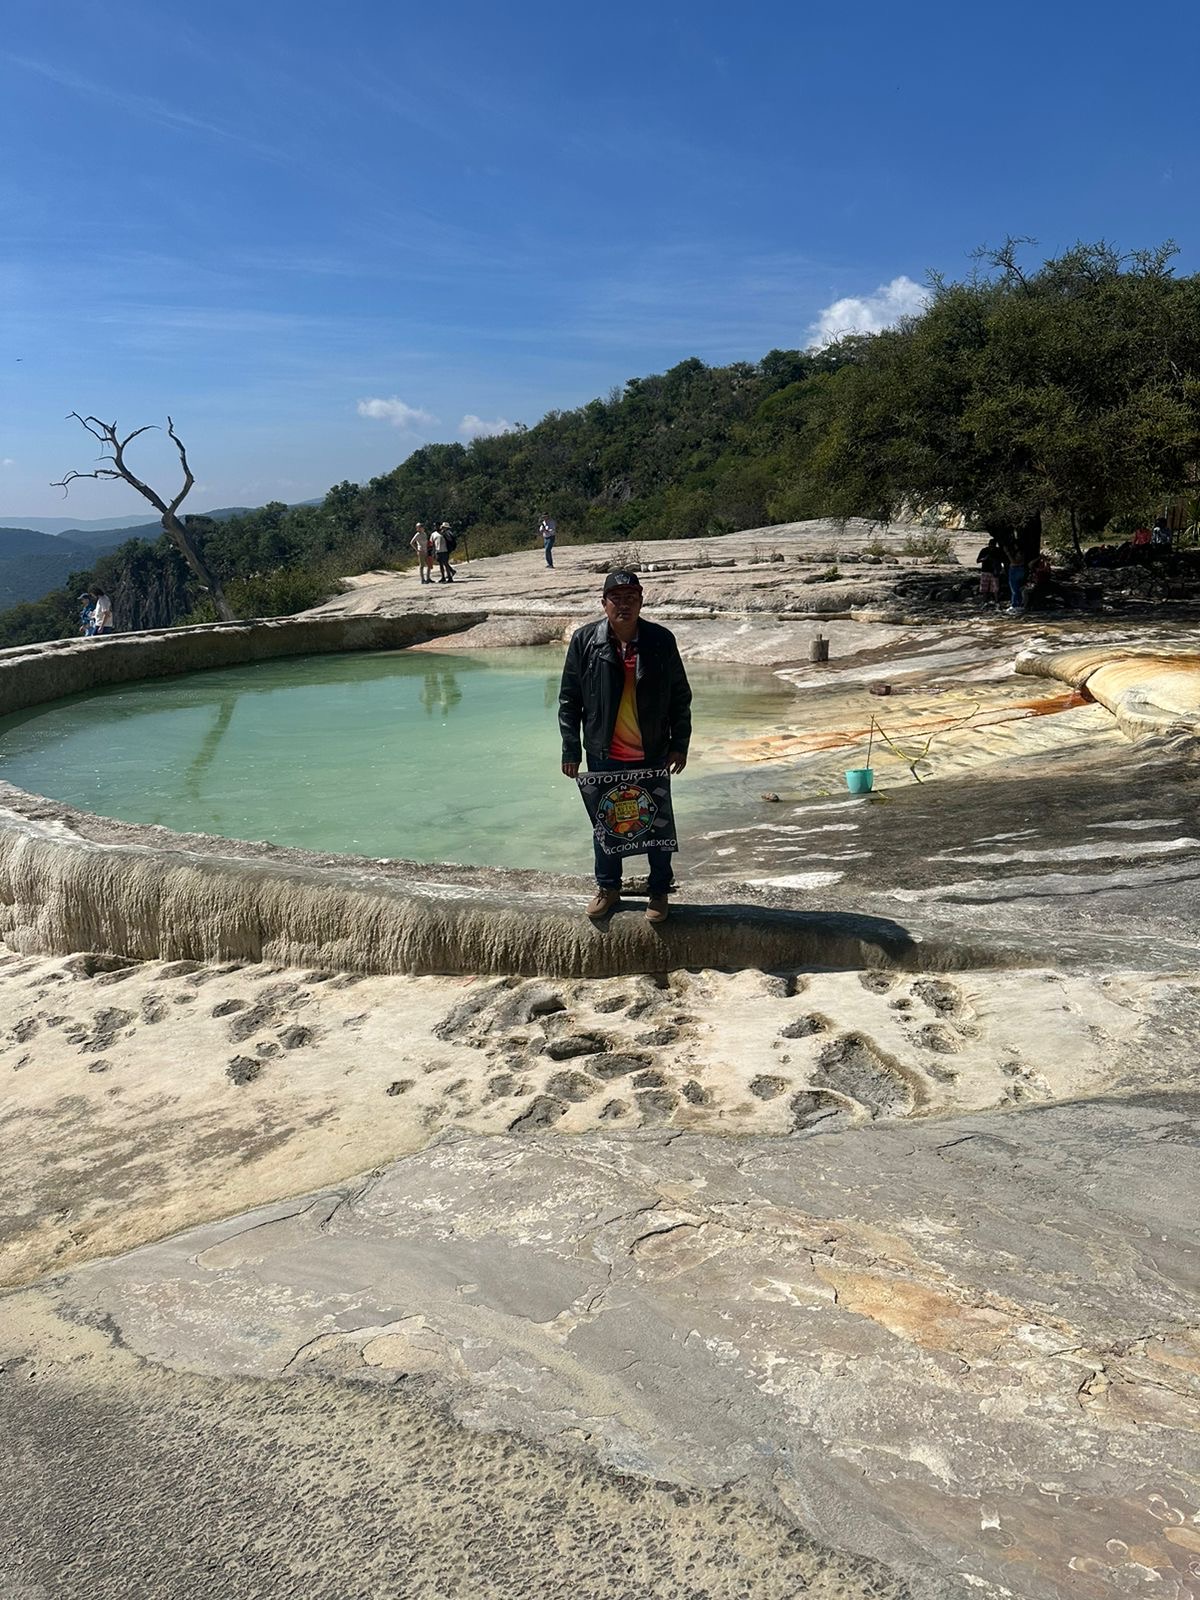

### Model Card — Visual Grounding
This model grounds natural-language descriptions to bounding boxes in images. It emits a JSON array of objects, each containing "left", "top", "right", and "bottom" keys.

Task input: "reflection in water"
[
  {"left": 0, "top": 648, "right": 795, "bottom": 871},
  {"left": 419, "top": 666, "right": 463, "bottom": 717},
  {"left": 185, "top": 695, "right": 237, "bottom": 801}
]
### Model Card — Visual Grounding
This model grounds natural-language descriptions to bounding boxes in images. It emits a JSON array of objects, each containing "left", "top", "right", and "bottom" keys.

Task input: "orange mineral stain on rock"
[
  {"left": 726, "top": 689, "right": 1091, "bottom": 765},
  {"left": 811, "top": 1263, "right": 1017, "bottom": 1355},
  {"left": 1014, "top": 688, "right": 1091, "bottom": 717}
]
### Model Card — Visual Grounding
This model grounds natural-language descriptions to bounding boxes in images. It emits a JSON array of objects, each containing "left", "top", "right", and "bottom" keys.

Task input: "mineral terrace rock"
[
  {"left": 3, "top": 526, "right": 1200, "bottom": 1599},
  {"left": 10, "top": 1090, "right": 1195, "bottom": 1600}
]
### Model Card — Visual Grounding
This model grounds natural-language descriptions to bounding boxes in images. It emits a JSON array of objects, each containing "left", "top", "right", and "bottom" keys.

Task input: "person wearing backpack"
[
  {"left": 433, "top": 523, "right": 456, "bottom": 583},
  {"left": 440, "top": 522, "right": 459, "bottom": 575}
]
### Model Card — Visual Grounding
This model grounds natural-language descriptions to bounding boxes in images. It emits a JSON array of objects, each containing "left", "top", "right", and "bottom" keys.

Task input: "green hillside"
[
  {"left": 3, "top": 240, "right": 1198, "bottom": 649},
  {"left": 0, "top": 508, "right": 256, "bottom": 617},
  {"left": 0, "top": 347, "right": 835, "bottom": 646},
  {"left": 0, "top": 527, "right": 122, "bottom": 610}
]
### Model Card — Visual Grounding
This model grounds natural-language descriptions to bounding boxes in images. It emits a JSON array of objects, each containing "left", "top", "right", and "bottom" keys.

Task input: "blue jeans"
[
  {"left": 587, "top": 757, "right": 675, "bottom": 895},
  {"left": 1008, "top": 564, "right": 1026, "bottom": 608},
  {"left": 543, "top": 537, "right": 555, "bottom": 567}
]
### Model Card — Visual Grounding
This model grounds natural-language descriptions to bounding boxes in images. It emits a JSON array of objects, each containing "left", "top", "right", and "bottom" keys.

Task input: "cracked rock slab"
[{"left": 9, "top": 1090, "right": 1198, "bottom": 1600}]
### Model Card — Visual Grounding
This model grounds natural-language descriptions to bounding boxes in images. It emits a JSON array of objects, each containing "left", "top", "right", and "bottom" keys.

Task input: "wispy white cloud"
[
  {"left": 357, "top": 397, "right": 437, "bottom": 429},
  {"left": 458, "top": 414, "right": 515, "bottom": 439},
  {"left": 99, "top": 305, "right": 333, "bottom": 336},
  {"left": 227, "top": 249, "right": 371, "bottom": 279},
  {"left": 1, "top": 54, "right": 291, "bottom": 164},
  {"left": 806, "top": 275, "right": 926, "bottom": 347},
  {"left": 1, "top": 458, "right": 14, "bottom": 468}
]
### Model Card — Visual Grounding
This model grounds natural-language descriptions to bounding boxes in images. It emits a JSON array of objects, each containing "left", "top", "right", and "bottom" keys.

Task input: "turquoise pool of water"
[{"left": 0, "top": 648, "right": 795, "bottom": 873}]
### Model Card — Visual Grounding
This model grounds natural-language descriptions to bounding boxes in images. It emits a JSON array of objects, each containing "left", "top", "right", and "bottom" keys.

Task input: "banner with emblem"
[{"left": 576, "top": 767, "right": 677, "bottom": 858}]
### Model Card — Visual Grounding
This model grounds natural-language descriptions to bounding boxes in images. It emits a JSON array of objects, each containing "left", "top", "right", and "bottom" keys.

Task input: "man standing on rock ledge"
[{"left": 559, "top": 570, "right": 691, "bottom": 923}]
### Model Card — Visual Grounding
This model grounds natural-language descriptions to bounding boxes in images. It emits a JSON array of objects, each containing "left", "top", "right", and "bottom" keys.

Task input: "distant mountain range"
[
  {"left": 0, "top": 529, "right": 114, "bottom": 611},
  {"left": 0, "top": 507, "right": 252, "bottom": 608},
  {"left": 0, "top": 506, "right": 253, "bottom": 539}
]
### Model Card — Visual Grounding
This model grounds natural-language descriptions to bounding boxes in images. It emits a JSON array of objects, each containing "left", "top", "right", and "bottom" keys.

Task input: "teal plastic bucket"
[{"left": 845, "top": 767, "right": 874, "bottom": 794}]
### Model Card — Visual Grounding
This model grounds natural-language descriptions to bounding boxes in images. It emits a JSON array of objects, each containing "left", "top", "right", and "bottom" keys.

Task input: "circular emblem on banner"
[{"left": 597, "top": 782, "right": 657, "bottom": 840}]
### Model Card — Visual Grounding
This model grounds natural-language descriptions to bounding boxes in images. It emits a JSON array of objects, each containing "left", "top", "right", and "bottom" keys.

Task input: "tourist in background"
[
  {"left": 410, "top": 523, "right": 432, "bottom": 584},
  {"left": 1025, "top": 553, "right": 1068, "bottom": 610},
  {"left": 439, "top": 522, "right": 459, "bottom": 577},
  {"left": 539, "top": 514, "right": 557, "bottom": 568},
  {"left": 77, "top": 591, "right": 95, "bottom": 636},
  {"left": 1152, "top": 515, "right": 1173, "bottom": 550},
  {"left": 975, "top": 538, "right": 1003, "bottom": 608},
  {"left": 1005, "top": 545, "right": 1026, "bottom": 614},
  {"left": 91, "top": 588, "right": 114, "bottom": 635},
  {"left": 432, "top": 524, "right": 455, "bottom": 583}
]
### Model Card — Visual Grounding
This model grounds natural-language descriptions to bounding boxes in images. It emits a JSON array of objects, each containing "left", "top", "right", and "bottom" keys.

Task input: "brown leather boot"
[
  {"left": 586, "top": 887, "right": 621, "bottom": 919},
  {"left": 645, "top": 895, "right": 670, "bottom": 924}
]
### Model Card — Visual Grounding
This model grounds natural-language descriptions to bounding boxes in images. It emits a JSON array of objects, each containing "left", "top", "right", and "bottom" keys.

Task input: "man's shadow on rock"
[{"left": 587, "top": 898, "right": 946, "bottom": 970}]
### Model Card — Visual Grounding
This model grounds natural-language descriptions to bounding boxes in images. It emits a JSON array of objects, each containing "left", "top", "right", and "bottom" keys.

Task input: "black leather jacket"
[{"left": 559, "top": 617, "right": 692, "bottom": 766}]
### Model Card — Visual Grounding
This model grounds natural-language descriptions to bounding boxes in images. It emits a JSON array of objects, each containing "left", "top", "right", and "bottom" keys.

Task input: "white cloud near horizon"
[
  {"left": 357, "top": 396, "right": 437, "bottom": 429},
  {"left": 806, "top": 275, "right": 927, "bottom": 348},
  {"left": 458, "top": 414, "right": 516, "bottom": 439}
]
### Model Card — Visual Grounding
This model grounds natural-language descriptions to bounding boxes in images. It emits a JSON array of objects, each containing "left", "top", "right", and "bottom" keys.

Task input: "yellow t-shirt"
[{"left": 609, "top": 643, "right": 643, "bottom": 762}]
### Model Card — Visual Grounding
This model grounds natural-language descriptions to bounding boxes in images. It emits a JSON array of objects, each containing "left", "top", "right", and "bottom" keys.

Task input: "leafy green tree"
[{"left": 801, "top": 240, "right": 1200, "bottom": 557}]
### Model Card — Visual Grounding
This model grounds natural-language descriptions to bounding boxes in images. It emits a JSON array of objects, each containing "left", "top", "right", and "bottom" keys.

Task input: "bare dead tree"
[{"left": 52, "top": 414, "right": 235, "bottom": 621}]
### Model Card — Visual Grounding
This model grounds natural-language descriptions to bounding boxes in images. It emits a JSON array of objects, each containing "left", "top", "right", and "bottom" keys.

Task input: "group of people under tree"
[
  {"left": 1083, "top": 514, "right": 1182, "bottom": 570},
  {"left": 975, "top": 533, "right": 1071, "bottom": 613},
  {"left": 975, "top": 537, "right": 1058, "bottom": 613},
  {"left": 978, "top": 511, "right": 1184, "bottom": 610},
  {"left": 408, "top": 522, "right": 459, "bottom": 584}
]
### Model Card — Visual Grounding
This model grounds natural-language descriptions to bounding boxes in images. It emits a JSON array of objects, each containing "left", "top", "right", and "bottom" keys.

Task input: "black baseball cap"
[{"left": 603, "top": 570, "right": 642, "bottom": 595}]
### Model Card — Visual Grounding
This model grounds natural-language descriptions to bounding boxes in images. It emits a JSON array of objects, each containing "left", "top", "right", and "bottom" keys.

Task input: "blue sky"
[{"left": 1, "top": 0, "right": 1196, "bottom": 519}]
